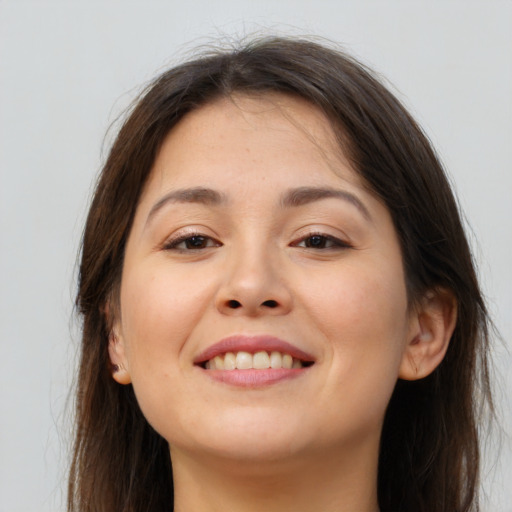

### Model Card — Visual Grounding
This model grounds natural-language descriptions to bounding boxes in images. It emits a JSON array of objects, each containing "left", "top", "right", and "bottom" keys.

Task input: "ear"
[
  {"left": 108, "top": 330, "right": 132, "bottom": 385},
  {"left": 104, "top": 303, "right": 132, "bottom": 385},
  {"left": 399, "top": 288, "right": 457, "bottom": 381}
]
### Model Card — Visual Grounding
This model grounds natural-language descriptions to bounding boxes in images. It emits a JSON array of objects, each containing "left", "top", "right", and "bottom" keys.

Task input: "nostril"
[
  {"left": 262, "top": 299, "right": 278, "bottom": 308},
  {"left": 227, "top": 300, "right": 242, "bottom": 309}
]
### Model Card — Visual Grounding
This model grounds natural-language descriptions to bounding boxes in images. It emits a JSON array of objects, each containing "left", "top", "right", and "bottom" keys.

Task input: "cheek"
[
  {"left": 117, "top": 264, "right": 219, "bottom": 438},
  {"left": 119, "top": 263, "right": 215, "bottom": 372},
  {"left": 299, "top": 259, "right": 409, "bottom": 413},
  {"left": 304, "top": 257, "right": 408, "bottom": 340}
]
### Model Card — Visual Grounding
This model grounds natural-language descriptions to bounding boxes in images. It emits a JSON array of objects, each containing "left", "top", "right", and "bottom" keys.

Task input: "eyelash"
[
  {"left": 292, "top": 233, "right": 352, "bottom": 250},
  {"left": 162, "top": 231, "right": 352, "bottom": 252},
  {"left": 162, "top": 232, "right": 222, "bottom": 251}
]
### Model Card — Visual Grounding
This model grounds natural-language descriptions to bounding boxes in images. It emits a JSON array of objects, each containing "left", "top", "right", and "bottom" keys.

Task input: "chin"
[{"left": 171, "top": 412, "right": 312, "bottom": 464}]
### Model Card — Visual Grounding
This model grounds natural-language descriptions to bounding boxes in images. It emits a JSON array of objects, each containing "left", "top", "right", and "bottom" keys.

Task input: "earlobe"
[
  {"left": 107, "top": 329, "right": 132, "bottom": 385},
  {"left": 399, "top": 288, "right": 457, "bottom": 381},
  {"left": 104, "top": 301, "right": 132, "bottom": 385}
]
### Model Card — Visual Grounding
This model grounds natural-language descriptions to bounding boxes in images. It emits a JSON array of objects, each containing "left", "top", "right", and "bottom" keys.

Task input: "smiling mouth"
[{"left": 200, "top": 351, "right": 314, "bottom": 370}]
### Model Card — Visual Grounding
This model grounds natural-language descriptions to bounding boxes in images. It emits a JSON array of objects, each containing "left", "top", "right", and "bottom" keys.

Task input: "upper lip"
[{"left": 193, "top": 335, "right": 316, "bottom": 365}]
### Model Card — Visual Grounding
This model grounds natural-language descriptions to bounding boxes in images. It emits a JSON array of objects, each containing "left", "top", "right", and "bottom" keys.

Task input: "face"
[{"left": 111, "top": 94, "right": 415, "bottom": 465}]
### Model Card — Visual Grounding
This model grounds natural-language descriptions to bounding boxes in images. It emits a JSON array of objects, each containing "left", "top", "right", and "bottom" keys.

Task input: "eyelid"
[
  {"left": 290, "top": 231, "right": 353, "bottom": 250},
  {"left": 161, "top": 228, "right": 222, "bottom": 251}
]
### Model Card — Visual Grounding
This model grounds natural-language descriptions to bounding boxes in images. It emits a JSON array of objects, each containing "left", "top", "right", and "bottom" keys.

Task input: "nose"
[{"left": 214, "top": 246, "right": 292, "bottom": 317}]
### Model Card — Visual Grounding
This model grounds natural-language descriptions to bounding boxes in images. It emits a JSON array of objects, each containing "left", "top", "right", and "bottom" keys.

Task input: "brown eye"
[
  {"left": 183, "top": 236, "right": 209, "bottom": 249},
  {"left": 295, "top": 234, "right": 350, "bottom": 250},
  {"left": 304, "top": 235, "right": 329, "bottom": 248},
  {"left": 164, "top": 234, "right": 221, "bottom": 251}
]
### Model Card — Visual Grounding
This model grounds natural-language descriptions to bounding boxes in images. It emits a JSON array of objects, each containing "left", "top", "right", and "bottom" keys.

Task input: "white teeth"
[
  {"left": 204, "top": 351, "right": 306, "bottom": 370},
  {"left": 253, "top": 351, "right": 270, "bottom": 369},
  {"left": 292, "top": 359, "right": 302, "bottom": 369},
  {"left": 270, "top": 351, "right": 282, "bottom": 369},
  {"left": 213, "top": 355, "right": 224, "bottom": 370},
  {"left": 235, "top": 351, "right": 253, "bottom": 370},
  {"left": 224, "top": 352, "right": 236, "bottom": 370}
]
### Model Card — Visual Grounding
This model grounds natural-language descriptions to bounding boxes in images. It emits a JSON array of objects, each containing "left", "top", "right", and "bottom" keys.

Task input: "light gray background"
[{"left": 1, "top": 1, "right": 511, "bottom": 511}]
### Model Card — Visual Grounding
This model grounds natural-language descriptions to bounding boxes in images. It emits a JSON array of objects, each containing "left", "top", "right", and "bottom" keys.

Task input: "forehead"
[{"left": 143, "top": 93, "right": 364, "bottom": 196}]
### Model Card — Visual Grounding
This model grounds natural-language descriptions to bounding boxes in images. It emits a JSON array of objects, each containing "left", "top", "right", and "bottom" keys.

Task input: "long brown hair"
[{"left": 69, "top": 36, "right": 494, "bottom": 512}]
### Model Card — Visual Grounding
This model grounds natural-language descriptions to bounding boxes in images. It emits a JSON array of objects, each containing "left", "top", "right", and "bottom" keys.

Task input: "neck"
[{"left": 171, "top": 443, "right": 380, "bottom": 512}]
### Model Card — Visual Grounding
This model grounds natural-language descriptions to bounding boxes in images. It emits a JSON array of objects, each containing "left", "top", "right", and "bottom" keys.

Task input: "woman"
[{"left": 69, "top": 37, "right": 493, "bottom": 512}]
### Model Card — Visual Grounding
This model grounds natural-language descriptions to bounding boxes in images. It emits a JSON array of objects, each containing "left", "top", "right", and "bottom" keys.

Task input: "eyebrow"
[
  {"left": 281, "top": 186, "right": 372, "bottom": 221},
  {"left": 146, "top": 185, "right": 372, "bottom": 226},
  {"left": 146, "top": 187, "right": 226, "bottom": 225}
]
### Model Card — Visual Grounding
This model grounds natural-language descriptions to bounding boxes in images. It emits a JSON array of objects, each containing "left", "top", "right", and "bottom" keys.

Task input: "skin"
[{"left": 109, "top": 94, "right": 456, "bottom": 512}]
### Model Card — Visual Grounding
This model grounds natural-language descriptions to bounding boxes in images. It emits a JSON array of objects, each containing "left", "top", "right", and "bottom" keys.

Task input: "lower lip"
[{"left": 200, "top": 368, "right": 309, "bottom": 387}]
